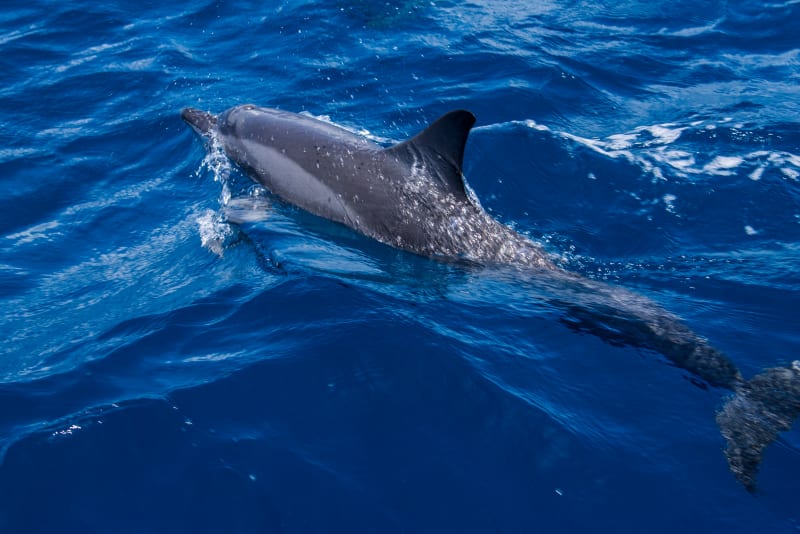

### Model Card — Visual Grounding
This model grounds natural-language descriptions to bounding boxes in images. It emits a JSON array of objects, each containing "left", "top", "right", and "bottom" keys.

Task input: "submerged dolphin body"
[{"left": 182, "top": 104, "right": 799, "bottom": 491}]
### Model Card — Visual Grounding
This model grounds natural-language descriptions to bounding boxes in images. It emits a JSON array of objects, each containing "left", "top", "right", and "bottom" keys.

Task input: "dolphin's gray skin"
[
  {"left": 182, "top": 106, "right": 551, "bottom": 268},
  {"left": 182, "top": 104, "right": 799, "bottom": 491}
]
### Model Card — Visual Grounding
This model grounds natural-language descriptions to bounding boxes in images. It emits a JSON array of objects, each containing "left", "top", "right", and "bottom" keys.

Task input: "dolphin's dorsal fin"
[{"left": 385, "top": 110, "right": 476, "bottom": 199}]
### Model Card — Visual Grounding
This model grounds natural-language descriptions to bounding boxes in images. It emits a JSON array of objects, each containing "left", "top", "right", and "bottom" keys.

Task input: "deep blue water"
[{"left": 1, "top": 0, "right": 799, "bottom": 532}]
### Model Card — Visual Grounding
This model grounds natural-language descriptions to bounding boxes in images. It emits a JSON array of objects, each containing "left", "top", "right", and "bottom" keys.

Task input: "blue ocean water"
[{"left": 1, "top": 0, "right": 799, "bottom": 531}]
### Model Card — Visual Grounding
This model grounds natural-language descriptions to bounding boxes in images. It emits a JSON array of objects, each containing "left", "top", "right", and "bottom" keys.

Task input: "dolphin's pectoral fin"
[
  {"left": 385, "top": 110, "right": 476, "bottom": 199},
  {"left": 221, "top": 196, "right": 272, "bottom": 224}
]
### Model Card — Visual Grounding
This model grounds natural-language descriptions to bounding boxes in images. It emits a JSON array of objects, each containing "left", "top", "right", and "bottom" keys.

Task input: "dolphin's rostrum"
[{"left": 182, "top": 104, "right": 799, "bottom": 491}]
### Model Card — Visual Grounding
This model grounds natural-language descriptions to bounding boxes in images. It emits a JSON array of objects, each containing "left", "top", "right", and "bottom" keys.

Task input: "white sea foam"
[
  {"left": 642, "top": 124, "right": 686, "bottom": 145},
  {"left": 472, "top": 119, "right": 550, "bottom": 134},
  {"left": 781, "top": 167, "right": 799, "bottom": 181},
  {"left": 662, "top": 193, "right": 678, "bottom": 214},
  {"left": 606, "top": 133, "right": 637, "bottom": 150},
  {"left": 0, "top": 147, "right": 41, "bottom": 161},
  {"left": 523, "top": 119, "right": 551, "bottom": 132},
  {"left": 703, "top": 156, "right": 744, "bottom": 176},
  {"left": 5, "top": 220, "right": 61, "bottom": 245},
  {"left": 0, "top": 24, "right": 43, "bottom": 47},
  {"left": 183, "top": 351, "right": 246, "bottom": 363},
  {"left": 668, "top": 21, "right": 720, "bottom": 37},
  {"left": 749, "top": 167, "right": 765, "bottom": 181},
  {"left": 196, "top": 209, "right": 238, "bottom": 257},
  {"left": 553, "top": 119, "right": 800, "bottom": 183},
  {"left": 655, "top": 148, "right": 696, "bottom": 173},
  {"left": 54, "top": 40, "right": 135, "bottom": 73}
]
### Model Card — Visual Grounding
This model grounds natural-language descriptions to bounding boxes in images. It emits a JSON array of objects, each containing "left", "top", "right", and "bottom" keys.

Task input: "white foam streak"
[
  {"left": 749, "top": 167, "right": 765, "bottom": 181},
  {"left": 562, "top": 132, "right": 639, "bottom": 166},
  {"left": 472, "top": 119, "right": 551, "bottom": 134},
  {"left": 0, "top": 24, "right": 43, "bottom": 46},
  {"left": 606, "top": 133, "right": 638, "bottom": 150},
  {"left": 782, "top": 167, "right": 799, "bottom": 181},
  {"left": 556, "top": 119, "right": 800, "bottom": 182},
  {"left": 703, "top": 156, "right": 744, "bottom": 176},
  {"left": 54, "top": 40, "right": 136, "bottom": 73},
  {"left": 5, "top": 221, "right": 61, "bottom": 245},
  {"left": 668, "top": 21, "right": 721, "bottom": 37},
  {"left": 4, "top": 175, "right": 170, "bottom": 247}
]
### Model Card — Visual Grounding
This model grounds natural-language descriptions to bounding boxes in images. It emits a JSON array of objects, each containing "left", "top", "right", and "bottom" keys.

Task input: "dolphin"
[
  {"left": 182, "top": 104, "right": 799, "bottom": 491},
  {"left": 181, "top": 106, "right": 551, "bottom": 268}
]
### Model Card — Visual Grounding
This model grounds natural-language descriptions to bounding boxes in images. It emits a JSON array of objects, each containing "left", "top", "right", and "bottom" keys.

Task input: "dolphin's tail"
[{"left": 716, "top": 361, "right": 800, "bottom": 492}]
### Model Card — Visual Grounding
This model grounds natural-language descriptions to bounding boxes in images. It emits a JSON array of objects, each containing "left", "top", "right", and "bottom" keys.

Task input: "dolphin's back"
[
  {"left": 213, "top": 106, "right": 546, "bottom": 261},
  {"left": 217, "top": 106, "right": 397, "bottom": 233}
]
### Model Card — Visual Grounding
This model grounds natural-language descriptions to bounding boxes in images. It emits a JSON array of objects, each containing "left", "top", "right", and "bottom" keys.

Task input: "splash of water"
[
  {"left": 195, "top": 133, "right": 233, "bottom": 205},
  {"left": 193, "top": 133, "right": 240, "bottom": 256}
]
